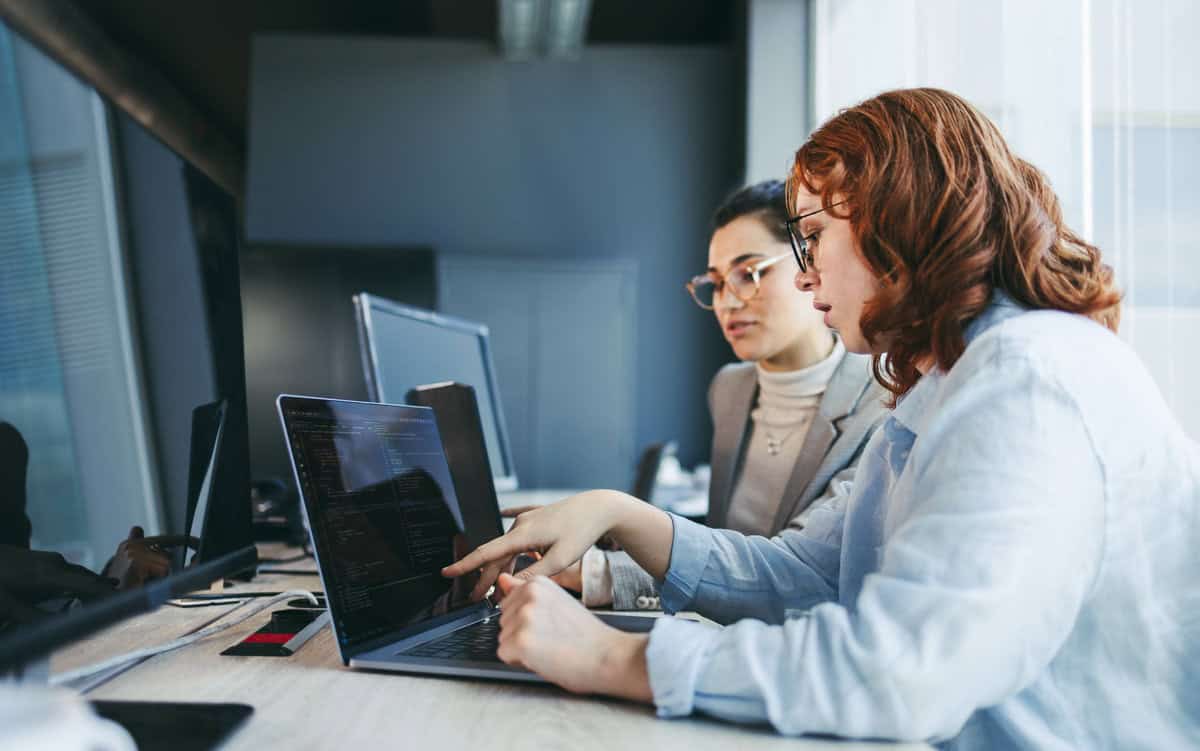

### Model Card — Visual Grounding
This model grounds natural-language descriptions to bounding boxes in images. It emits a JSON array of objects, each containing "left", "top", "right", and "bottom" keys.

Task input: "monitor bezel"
[{"left": 352, "top": 293, "right": 518, "bottom": 492}]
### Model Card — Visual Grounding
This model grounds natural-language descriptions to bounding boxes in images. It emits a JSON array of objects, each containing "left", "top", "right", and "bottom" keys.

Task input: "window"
[
  {"left": 0, "top": 24, "right": 159, "bottom": 568},
  {"left": 812, "top": 0, "right": 1199, "bottom": 438}
]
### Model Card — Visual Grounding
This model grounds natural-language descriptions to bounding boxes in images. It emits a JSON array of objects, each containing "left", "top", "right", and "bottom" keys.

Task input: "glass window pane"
[{"left": 0, "top": 24, "right": 160, "bottom": 568}]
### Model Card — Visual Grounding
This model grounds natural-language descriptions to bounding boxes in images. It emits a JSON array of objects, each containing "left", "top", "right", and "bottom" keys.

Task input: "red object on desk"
[{"left": 243, "top": 632, "right": 293, "bottom": 645}]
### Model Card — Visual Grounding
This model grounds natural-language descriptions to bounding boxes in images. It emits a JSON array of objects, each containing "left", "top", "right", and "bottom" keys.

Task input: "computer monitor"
[
  {"left": 0, "top": 545, "right": 257, "bottom": 675},
  {"left": 181, "top": 399, "right": 257, "bottom": 570},
  {"left": 353, "top": 294, "right": 518, "bottom": 491}
]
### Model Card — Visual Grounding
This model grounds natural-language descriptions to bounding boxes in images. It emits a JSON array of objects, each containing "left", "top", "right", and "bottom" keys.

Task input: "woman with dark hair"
[
  {"left": 446, "top": 88, "right": 1199, "bottom": 747},
  {"left": 542, "top": 180, "right": 887, "bottom": 611}
]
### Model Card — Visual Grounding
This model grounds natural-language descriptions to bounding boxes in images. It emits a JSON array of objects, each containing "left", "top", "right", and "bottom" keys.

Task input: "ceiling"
[{"left": 75, "top": 0, "right": 741, "bottom": 150}]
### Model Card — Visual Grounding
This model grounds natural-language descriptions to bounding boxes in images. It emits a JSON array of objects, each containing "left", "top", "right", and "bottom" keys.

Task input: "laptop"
[{"left": 276, "top": 394, "right": 657, "bottom": 681}]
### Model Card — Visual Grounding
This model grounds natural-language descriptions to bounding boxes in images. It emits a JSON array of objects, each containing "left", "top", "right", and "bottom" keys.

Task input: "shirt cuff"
[
  {"left": 658, "top": 513, "right": 714, "bottom": 614},
  {"left": 646, "top": 616, "right": 722, "bottom": 717},
  {"left": 580, "top": 546, "right": 613, "bottom": 607}
]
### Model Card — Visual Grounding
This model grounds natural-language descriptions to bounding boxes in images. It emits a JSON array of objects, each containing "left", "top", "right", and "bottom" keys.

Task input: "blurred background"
[{"left": 0, "top": 0, "right": 1195, "bottom": 569}]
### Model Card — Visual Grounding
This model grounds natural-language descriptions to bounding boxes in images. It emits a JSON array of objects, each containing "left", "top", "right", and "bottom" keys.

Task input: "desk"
[{"left": 52, "top": 549, "right": 930, "bottom": 751}]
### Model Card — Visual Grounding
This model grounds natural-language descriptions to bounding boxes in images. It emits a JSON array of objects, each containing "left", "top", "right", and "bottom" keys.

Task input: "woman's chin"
[{"left": 729, "top": 342, "right": 762, "bottom": 362}]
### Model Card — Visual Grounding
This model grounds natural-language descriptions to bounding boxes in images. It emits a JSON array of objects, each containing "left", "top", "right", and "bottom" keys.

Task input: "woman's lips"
[
  {"left": 813, "top": 301, "right": 833, "bottom": 327},
  {"left": 724, "top": 320, "right": 756, "bottom": 338}
]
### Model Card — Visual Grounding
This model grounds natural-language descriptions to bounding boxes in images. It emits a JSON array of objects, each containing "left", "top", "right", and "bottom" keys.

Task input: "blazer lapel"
[
  {"left": 707, "top": 366, "right": 758, "bottom": 528},
  {"left": 768, "top": 352, "right": 871, "bottom": 532}
]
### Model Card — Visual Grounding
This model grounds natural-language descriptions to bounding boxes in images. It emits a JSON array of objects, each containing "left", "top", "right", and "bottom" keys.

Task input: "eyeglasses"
[
  {"left": 685, "top": 252, "right": 791, "bottom": 310},
  {"left": 784, "top": 200, "right": 846, "bottom": 273}
]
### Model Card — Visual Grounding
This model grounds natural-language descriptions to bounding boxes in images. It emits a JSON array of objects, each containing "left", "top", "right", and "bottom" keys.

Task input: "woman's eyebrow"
[
  {"left": 708, "top": 253, "right": 763, "bottom": 273},
  {"left": 799, "top": 217, "right": 825, "bottom": 236}
]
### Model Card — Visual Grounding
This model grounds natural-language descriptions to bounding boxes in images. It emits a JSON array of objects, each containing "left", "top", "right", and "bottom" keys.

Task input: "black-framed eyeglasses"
[
  {"left": 784, "top": 200, "right": 846, "bottom": 273},
  {"left": 685, "top": 252, "right": 791, "bottom": 310}
]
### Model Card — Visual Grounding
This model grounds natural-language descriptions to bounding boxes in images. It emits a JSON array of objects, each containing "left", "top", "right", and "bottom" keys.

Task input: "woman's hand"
[
  {"left": 548, "top": 559, "right": 583, "bottom": 593},
  {"left": 445, "top": 490, "right": 630, "bottom": 586},
  {"left": 449, "top": 489, "right": 674, "bottom": 602},
  {"left": 495, "top": 573, "right": 652, "bottom": 701}
]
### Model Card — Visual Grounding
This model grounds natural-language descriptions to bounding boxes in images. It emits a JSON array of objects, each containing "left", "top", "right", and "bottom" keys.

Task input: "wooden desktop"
[{"left": 51, "top": 546, "right": 929, "bottom": 751}]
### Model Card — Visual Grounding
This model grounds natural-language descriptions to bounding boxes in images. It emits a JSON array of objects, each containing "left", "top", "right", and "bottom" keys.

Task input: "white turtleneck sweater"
[{"left": 724, "top": 337, "right": 846, "bottom": 537}]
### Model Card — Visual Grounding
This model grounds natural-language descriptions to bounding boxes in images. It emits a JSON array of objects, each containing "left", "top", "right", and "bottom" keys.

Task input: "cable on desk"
[
  {"left": 256, "top": 551, "right": 311, "bottom": 565},
  {"left": 255, "top": 567, "right": 319, "bottom": 575},
  {"left": 49, "top": 590, "right": 320, "bottom": 686},
  {"left": 169, "top": 591, "right": 321, "bottom": 602}
]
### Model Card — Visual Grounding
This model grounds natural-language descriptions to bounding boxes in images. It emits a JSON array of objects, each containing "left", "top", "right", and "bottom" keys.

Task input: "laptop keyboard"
[{"left": 400, "top": 618, "right": 502, "bottom": 662}]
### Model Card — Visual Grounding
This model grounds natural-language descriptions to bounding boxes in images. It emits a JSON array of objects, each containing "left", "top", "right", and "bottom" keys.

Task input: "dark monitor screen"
[
  {"left": 183, "top": 400, "right": 227, "bottom": 568},
  {"left": 353, "top": 294, "right": 517, "bottom": 491},
  {"left": 278, "top": 396, "right": 488, "bottom": 653}
]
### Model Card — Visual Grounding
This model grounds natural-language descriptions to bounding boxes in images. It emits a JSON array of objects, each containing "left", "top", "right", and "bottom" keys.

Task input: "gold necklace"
[{"left": 762, "top": 426, "right": 798, "bottom": 456}]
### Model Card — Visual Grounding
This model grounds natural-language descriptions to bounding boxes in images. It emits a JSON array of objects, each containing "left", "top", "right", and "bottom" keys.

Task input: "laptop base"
[{"left": 350, "top": 611, "right": 659, "bottom": 683}]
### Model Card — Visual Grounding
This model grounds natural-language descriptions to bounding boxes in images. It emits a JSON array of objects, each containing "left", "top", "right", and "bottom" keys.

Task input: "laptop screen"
[{"left": 279, "top": 396, "right": 486, "bottom": 651}]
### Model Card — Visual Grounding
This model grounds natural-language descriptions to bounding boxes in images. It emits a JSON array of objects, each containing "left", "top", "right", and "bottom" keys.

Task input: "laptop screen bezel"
[{"left": 276, "top": 394, "right": 496, "bottom": 662}]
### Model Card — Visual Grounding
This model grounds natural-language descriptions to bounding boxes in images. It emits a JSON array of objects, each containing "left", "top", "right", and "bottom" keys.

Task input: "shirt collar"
[{"left": 891, "top": 289, "right": 1028, "bottom": 435}]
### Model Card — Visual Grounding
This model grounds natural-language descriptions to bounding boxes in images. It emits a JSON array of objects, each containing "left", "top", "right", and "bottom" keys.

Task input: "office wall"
[
  {"left": 438, "top": 255, "right": 637, "bottom": 489},
  {"left": 745, "top": 0, "right": 810, "bottom": 182},
  {"left": 246, "top": 36, "right": 742, "bottom": 473}
]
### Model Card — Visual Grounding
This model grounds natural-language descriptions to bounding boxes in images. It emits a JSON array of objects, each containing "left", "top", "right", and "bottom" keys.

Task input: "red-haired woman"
[{"left": 445, "top": 89, "right": 1199, "bottom": 748}]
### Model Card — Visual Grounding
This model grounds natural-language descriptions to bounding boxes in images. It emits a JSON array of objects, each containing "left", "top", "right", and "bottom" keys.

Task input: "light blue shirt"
[{"left": 645, "top": 293, "right": 1200, "bottom": 748}]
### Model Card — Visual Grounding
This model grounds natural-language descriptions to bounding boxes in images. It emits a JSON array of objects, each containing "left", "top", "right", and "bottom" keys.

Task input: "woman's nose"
[
  {"left": 795, "top": 268, "right": 818, "bottom": 292},
  {"left": 715, "top": 286, "right": 744, "bottom": 310}
]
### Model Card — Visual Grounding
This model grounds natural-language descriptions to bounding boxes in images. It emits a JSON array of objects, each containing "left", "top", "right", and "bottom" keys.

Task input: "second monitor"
[{"left": 353, "top": 293, "right": 518, "bottom": 491}]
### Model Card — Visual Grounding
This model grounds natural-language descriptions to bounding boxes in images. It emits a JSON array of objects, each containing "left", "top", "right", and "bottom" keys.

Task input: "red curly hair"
[{"left": 788, "top": 88, "right": 1121, "bottom": 402}]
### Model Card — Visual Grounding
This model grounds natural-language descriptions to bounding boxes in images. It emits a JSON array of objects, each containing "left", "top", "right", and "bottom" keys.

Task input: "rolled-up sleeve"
[
  {"left": 655, "top": 513, "right": 715, "bottom": 612},
  {"left": 645, "top": 617, "right": 722, "bottom": 717}
]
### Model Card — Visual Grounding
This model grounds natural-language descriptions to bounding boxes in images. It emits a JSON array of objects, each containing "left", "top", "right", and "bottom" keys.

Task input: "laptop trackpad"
[{"left": 595, "top": 613, "right": 658, "bottom": 633}]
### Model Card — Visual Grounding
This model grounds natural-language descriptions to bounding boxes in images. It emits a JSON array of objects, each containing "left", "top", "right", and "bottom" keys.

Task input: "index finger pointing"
[
  {"left": 498, "top": 505, "right": 538, "bottom": 518},
  {"left": 442, "top": 531, "right": 531, "bottom": 578}
]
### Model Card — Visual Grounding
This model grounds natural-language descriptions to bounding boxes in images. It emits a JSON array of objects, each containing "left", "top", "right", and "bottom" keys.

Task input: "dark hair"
[
  {"left": 711, "top": 180, "right": 790, "bottom": 244},
  {"left": 789, "top": 87, "right": 1121, "bottom": 403}
]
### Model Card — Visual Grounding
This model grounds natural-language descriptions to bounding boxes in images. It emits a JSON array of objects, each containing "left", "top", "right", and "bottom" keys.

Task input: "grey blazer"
[{"left": 607, "top": 349, "right": 890, "bottom": 610}]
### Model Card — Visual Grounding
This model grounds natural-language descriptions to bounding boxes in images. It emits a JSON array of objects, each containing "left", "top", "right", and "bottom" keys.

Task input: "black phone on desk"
[{"left": 90, "top": 701, "right": 252, "bottom": 751}]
